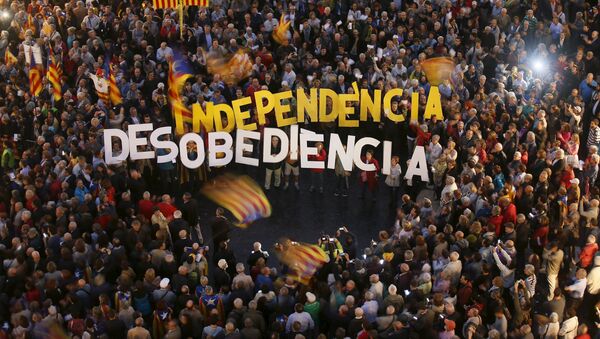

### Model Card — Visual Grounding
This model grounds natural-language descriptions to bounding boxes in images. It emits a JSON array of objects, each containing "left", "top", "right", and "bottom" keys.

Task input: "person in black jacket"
[
  {"left": 211, "top": 208, "right": 231, "bottom": 252},
  {"left": 215, "top": 259, "right": 232, "bottom": 292}
]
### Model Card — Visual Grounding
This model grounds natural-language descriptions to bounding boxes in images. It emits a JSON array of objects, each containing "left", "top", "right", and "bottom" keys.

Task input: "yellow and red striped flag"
[
  {"left": 277, "top": 240, "right": 330, "bottom": 285},
  {"left": 109, "top": 66, "right": 122, "bottom": 105},
  {"left": 153, "top": 0, "right": 209, "bottom": 8},
  {"left": 4, "top": 50, "right": 17, "bottom": 67},
  {"left": 25, "top": 13, "right": 35, "bottom": 33},
  {"left": 47, "top": 53, "right": 62, "bottom": 101},
  {"left": 168, "top": 58, "right": 192, "bottom": 135},
  {"left": 201, "top": 174, "right": 271, "bottom": 227},
  {"left": 28, "top": 48, "right": 42, "bottom": 97}
]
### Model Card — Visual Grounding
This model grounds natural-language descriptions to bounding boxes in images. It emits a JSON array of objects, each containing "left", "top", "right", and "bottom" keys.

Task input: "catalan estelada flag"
[
  {"left": 153, "top": 0, "right": 209, "bottom": 8},
  {"left": 4, "top": 50, "right": 17, "bottom": 66},
  {"left": 109, "top": 65, "right": 122, "bottom": 105},
  {"left": 168, "top": 57, "right": 192, "bottom": 135},
  {"left": 277, "top": 239, "right": 329, "bottom": 285},
  {"left": 28, "top": 51, "right": 42, "bottom": 97},
  {"left": 201, "top": 174, "right": 271, "bottom": 227},
  {"left": 47, "top": 53, "right": 62, "bottom": 101}
]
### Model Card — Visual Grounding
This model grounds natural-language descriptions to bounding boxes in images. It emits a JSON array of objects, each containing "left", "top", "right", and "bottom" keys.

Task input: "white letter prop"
[
  {"left": 405, "top": 146, "right": 430, "bottom": 182},
  {"left": 179, "top": 133, "right": 205, "bottom": 169},
  {"left": 103, "top": 129, "right": 129, "bottom": 164},
  {"left": 128, "top": 123, "right": 154, "bottom": 160},
  {"left": 235, "top": 129, "right": 260, "bottom": 167},
  {"left": 208, "top": 132, "right": 234, "bottom": 167},
  {"left": 353, "top": 137, "right": 380, "bottom": 171},
  {"left": 150, "top": 127, "right": 178, "bottom": 163},
  {"left": 299, "top": 130, "right": 324, "bottom": 169},
  {"left": 263, "top": 128, "right": 289, "bottom": 163},
  {"left": 327, "top": 134, "right": 355, "bottom": 171}
]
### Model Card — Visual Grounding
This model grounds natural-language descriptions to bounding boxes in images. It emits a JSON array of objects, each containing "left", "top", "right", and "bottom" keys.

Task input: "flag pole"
[{"left": 179, "top": 0, "right": 184, "bottom": 40}]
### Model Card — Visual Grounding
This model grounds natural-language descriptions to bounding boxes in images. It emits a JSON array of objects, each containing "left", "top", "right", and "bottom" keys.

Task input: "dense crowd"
[{"left": 0, "top": 0, "right": 600, "bottom": 338}]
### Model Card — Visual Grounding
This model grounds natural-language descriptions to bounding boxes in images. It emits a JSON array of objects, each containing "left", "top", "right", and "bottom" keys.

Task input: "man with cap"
[{"left": 153, "top": 278, "right": 176, "bottom": 307}]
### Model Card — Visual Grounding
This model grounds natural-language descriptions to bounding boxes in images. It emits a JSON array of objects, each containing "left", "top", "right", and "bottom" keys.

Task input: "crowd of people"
[{"left": 0, "top": 0, "right": 600, "bottom": 338}]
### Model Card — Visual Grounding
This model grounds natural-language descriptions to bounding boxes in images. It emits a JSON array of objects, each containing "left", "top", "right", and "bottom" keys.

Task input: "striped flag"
[
  {"left": 201, "top": 174, "right": 271, "bottom": 227},
  {"left": 24, "top": 13, "right": 35, "bottom": 34},
  {"left": 153, "top": 0, "right": 209, "bottom": 8},
  {"left": 47, "top": 53, "right": 62, "bottom": 101},
  {"left": 4, "top": 50, "right": 17, "bottom": 66},
  {"left": 109, "top": 65, "right": 122, "bottom": 105},
  {"left": 168, "top": 57, "right": 192, "bottom": 135},
  {"left": 28, "top": 48, "right": 42, "bottom": 97},
  {"left": 277, "top": 240, "right": 329, "bottom": 285}
]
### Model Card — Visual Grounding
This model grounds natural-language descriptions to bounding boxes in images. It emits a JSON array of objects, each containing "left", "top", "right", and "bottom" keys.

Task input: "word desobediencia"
[{"left": 104, "top": 124, "right": 430, "bottom": 181}]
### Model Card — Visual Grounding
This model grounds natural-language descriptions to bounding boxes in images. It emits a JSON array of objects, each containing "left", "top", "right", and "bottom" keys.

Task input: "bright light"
[
  {"left": 1, "top": 11, "right": 9, "bottom": 20},
  {"left": 532, "top": 59, "right": 545, "bottom": 72}
]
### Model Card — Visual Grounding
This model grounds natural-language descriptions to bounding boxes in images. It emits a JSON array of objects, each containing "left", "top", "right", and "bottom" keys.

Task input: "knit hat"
[{"left": 444, "top": 319, "right": 456, "bottom": 331}]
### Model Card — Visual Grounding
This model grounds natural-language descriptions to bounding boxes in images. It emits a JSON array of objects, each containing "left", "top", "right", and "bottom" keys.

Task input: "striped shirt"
[{"left": 587, "top": 126, "right": 600, "bottom": 149}]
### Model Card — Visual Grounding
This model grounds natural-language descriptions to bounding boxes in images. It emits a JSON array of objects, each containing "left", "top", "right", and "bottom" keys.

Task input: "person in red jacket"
[
  {"left": 579, "top": 234, "right": 598, "bottom": 268},
  {"left": 499, "top": 197, "right": 517, "bottom": 226},
  {"left": 488, "top": 206, "right": 504, "bottom": 237},
  {"left": 359, "top": 150, "right": 380, "bottom": 201},
  {"left": 156, "top": 194, "right": 177, "bottom": 220},
  {"left": 308, "top": 142, "right": 327, "bottom": 193},
  {"left": 532, "top": 215, "right": 550, "bottom": 255},
  {"left": 138, "top": 191, "right": 155, "bottom": 221}
]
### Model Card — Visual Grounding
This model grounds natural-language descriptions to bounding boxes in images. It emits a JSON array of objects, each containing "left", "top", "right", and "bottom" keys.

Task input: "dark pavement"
[{"left": 193, "top": 169, "right": 434, "bottom": 264}]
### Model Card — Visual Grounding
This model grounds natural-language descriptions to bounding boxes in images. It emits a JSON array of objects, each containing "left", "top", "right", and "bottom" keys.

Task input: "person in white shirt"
[
  {"left": 285, "top": 303, "right": 314, "bottom": 333},
  {"left": 385, "top": 156, "right": 401, "bottom": 207},
  {"left": 538, "top": 312, "right": 560, "bottom": 339},
  {"left": 558, "top": 308, "right": 578, "bottom": 339},
  {"left": 156, "top": 42, "right": 174, "bottom": 63},
  {"left": 427, "top": 135, "right": 443, "bottom": 166},
  {"left": 263, "top": 13, "right": 278, "bottom": 33},
  {"left": 564, "top": 269, "right": 587, "bottom": 309},
  {"left": 586, "top": 256, "right": 600, "bottom": 295}
]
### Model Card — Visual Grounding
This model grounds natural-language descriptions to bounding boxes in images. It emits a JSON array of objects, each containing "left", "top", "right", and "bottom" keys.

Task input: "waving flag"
[
  {"left": 109, "top": 65, "right": 122, "bottom": 105},
  {"left": 205, "top": 49, "right": 253, "bottom": 86},
  {"left": 201, "top": 174, "right": 271, "bottom": 227},
  {"left": 273, "top": 14, "right": 291, "bottom": 46},
  {"left": 168, "top": 56, "right": 192, "bottom": 135},
  {"left": 47, "top": 52, "right": 62, "bottom": 101},
  {"left": 420, "top": 57, "right": 455, "bottom": 86},
  {"left": 28, "top": 49, "right": 42, "bottom": 97},
  {"left": 4, "top": 50, "right": 17, "bottom": 67},
  {"left": 276, "top": 239, "right": 329, "bottom": 285},
  {"left": 153, "top": 0, "right": 209, "bottom": 8}
]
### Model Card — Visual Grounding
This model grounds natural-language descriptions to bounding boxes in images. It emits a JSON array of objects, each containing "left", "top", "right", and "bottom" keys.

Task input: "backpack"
[{"left": 134, "top": 294, "right": 152, "bottom": 316}]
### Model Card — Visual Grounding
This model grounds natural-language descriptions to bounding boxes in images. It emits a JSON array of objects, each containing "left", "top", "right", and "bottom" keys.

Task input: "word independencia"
[{"left": 175, "top": 83, "right": 446, "bottom": 135}]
